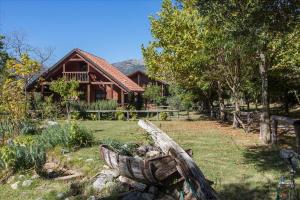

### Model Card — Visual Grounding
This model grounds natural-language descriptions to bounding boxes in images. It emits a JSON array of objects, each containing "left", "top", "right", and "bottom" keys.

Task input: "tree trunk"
[
  {"left": 259, "top": 52, "right": 271, "bottom": 144},
  {"left": 284, "top": 90, "right": 289, "bottom": 114},
  {"left": 138, "top": 120, "right": 219, "bottom": 200},
  {"left": 232, "top": 56, "right": 241, "bottom": 128},
  {"left": 217, "top": 81, "right": 225, "bottom": 121}
]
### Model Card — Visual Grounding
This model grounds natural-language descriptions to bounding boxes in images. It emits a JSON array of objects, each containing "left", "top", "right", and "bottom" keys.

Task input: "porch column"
[
  {"left": 111, "top": 84, "right": 114, "bottom": 100},
  {"left": 121, "top": 90, "right": 124, "bottom": 106},
  {"left": 87, "top": 84, "right": 90, "bottom": 104}
]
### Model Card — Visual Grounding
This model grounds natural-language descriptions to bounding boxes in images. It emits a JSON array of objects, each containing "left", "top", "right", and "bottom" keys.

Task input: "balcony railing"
[{"left": 63, "top": 72, "right": 89, "bottom": 82}]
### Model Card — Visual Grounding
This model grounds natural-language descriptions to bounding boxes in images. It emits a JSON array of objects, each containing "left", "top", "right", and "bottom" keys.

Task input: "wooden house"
[{"left": 28, "top": 48, "right": 145, "bottom": 106}]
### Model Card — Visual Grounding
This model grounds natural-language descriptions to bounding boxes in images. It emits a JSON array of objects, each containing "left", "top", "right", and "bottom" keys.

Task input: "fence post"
[
  {"left": 271, "top": 119, "right": 278, "bottom": 144},
  {"left": 126, "top": 111, "right": 129, "bottom": 121},
  {"left": 294, "top": 123, "right": 300, "bottom": 153},
  {"left": 157, "top": 111, "right": 159, "bottom": 120}
]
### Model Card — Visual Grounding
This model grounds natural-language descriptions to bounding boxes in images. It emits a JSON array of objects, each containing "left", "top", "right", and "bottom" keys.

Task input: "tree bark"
[
  {"left": 217, "top": 81, "right": 225, "bottom": 121},
  {"left": 259, "top": 52, "right": 271, "bottom": 144},
  {"left": 232, "top": 56, "right": 241, "bottom": 128},
  {"left": 138, "top": 120, "right": 219, "bottom": 200}
]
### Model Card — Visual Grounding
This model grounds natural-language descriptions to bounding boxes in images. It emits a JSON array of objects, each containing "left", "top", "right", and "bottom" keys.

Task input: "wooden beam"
[
  {"left": 87, "top": 84, "right": 91, "bottom": 104},
  {"left": 63, "top": 63, "right": 66, "bottom": 73},
  {"left": 69, "top": 58, "right": 84, "bottom": 62},
  {"left": 111, "top": 84, "right": 114, "bottom": 100},
  {"left": 138, "top": 120, "right": 219, "bottom": 200},
  {"left": 121, "top": 90, "right": 124, "bottom": 106},
  {"left": 91, "top": 82, "right": 113, "bottom": 85}
]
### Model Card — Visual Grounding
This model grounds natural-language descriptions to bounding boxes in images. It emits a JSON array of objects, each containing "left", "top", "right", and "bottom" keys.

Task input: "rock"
[
  {"left": 56, "top": 193, "right": 64, "bottom": 199},
  {"left": 7, "top": 175, "right": 15, "bottom": 184},
  {"left": 47, "top": 121, "right": 58, "bottom": 126},
  {"left": 18, "top": 175, "right": 25, "bottom": 179},
  {"left": 122, "top": 191, "right": 154, "bottom": 200},
  {"left": 101, "top": 169, "right": 119, "bottom": 178},
  {"left": 87, "top": 196, "right": 96, "bottom": 200},
  {"left": 85, "top": 158, "right": 94, "bottom": 162},
  {"left": 145, "top": 151, "right": 161, "bottom": 158},
  {"left": 103, "top": 164, "right": 110, "bottom": 169},
  {"left": 31, "top": 174, "right": 40, "bottom": 179},
  {"left": 11, "top": 181, "right": 20, "bottom": 190},
  {"left": 22, "top": 179, "right": 33, "bottom": 187},
  {"left": 117, "top": 176, "right": 147, "bottom": 191},
  {"left": 93, "top": 173, "right": 114, "bottom": 191},
  {"left": 148, "top": 186, "right": 159, "bottom": 195},
  {"left": 136, "top": 145, "right": 160, "bottom": 156}
]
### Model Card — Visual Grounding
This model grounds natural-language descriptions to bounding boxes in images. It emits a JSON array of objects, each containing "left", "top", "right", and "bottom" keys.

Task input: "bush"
[
  {"left": 160, "top": 112, "right": 168, "bottom": 121},
  {"left": 20, "top": 120, "right": 38, "bottom": 135},
  {"left": 115, "top": 107, "right": 125, "bottom": 120},
  {"left": 68, "top": 122, "right": 94, "bottom": 148},
  {"left": 0, "top": 122, "right": 94, "bottom": 172},
  {"left": 102, "top": 139, "right": 138, "bottom": 156}
]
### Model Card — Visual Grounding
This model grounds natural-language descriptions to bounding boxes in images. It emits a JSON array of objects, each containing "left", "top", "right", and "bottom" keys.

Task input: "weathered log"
[
  {"left": 99, "top": 145, "right": 181, "bottom": 186},
  {"left": 138, "top": 120, "right": 219, "bottom": 200}
]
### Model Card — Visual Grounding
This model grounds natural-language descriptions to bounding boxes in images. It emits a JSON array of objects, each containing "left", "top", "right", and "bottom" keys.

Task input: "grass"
[{"left": 0, "top": 114, "right": 299, "bottom": 199}]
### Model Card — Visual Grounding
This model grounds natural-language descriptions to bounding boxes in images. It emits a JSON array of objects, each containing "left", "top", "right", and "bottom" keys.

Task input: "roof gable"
[{"left": 29, "top": 48, "right": 144, "bottom": 92}]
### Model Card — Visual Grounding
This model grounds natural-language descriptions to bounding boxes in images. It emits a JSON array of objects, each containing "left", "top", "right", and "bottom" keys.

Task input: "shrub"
[
  {"left": 102, "top": 139, "right": 138, "bottom": 156},
  {"left": 20, "top": 120, "right": 38, "bottom": 135},
  {"left": 115, "top": 107, "right": 125, "bottom": 120},
  {"left": 68, "top": 122, "right": 94, "bottom": 148},
  {"left": 160, "top": 112, "right": 168, "bottom": 121}
]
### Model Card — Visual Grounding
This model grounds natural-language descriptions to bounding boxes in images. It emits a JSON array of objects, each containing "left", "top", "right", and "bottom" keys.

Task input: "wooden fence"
[
  {"left": 270, "top": 115, "right": 300, "bottom": 153},
  {"left": 73, "top": 109, "right": 180, "bottom": 121}
]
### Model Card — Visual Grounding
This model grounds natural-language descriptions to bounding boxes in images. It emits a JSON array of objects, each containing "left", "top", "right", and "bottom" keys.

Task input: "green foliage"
[
  {"left": 20, "top": 120, "right": 38, "bottom": 135},
  {"left": 115, "top": 107, "right": 125, "bottom": 121},
  {"left": 31, "top": 93, "right": 58, "bottom": 119},
  {"left": 101, "top": 139, "right": 139, "bottom": 156},
  {"left": 68, "top": 122, "right": 94, "bottom": 148},
  {"left": 71, "top": 100, "right": 118, "bottom": 111},
  {"left": 159, "top": 112, "right": 168, "bottom": 121},
  {"left": 50, "top": 78, "right": 79, "bottom": 118},
  {"left": 143, "top": 84, "right": 164, "bottom": 105},
  {"left": 167, "top": 85, "right": 194, "bottom": 110},
  {"left": 0, "top": 122, "right": 94, "bottom": 172}
]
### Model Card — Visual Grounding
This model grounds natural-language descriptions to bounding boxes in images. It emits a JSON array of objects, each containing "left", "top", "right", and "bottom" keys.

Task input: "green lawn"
[{"left": 0, "top": 117, "right": 299, "bottom": 200}]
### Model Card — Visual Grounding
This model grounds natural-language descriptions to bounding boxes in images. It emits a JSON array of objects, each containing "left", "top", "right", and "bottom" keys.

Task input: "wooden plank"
[{"left": 138, "top": 120, "right": 219, "bottom": 200}]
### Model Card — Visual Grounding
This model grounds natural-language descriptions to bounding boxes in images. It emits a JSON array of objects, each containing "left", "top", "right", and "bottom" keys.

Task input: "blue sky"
[{"left": 0, "top": 0, "right": 162, "bottom": 64}]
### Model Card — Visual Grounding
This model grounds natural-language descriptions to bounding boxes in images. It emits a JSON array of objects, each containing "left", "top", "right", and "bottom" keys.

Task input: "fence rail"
[{"left": 71, "top": 109, "right": 180, "bottom": 120}]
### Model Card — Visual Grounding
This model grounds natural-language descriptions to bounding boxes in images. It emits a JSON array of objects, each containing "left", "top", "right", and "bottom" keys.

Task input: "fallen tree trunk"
[{"left": 138, "top": 120, "right": 219, "bottom": 200}]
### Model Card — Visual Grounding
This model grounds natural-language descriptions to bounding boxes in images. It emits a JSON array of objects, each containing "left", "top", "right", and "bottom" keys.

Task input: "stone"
[
  {"left": 56, "top": 193, "right": 64, "bottom": 199},
  {"left": 7, "top": 175, "right": 15, "bottom": 184},
  {"left": 92, "top": 173, "right": 113, "bottom": 191},
  {"left": 31, "top": 174, "right": 40, "bottom": 179},
  {"left": 145, "top": 151, "right": 161, "bottom": 158},
  {"left": 87, "top": 196, "right": 96, "bottom": 200},
  {"left": 101, "top": 169, "right": 119, "bottom": 178},
  {"left": 22, "top": 179, "right": 33, "bottom": 187},
  {"left": 117, "top": 176, "right": 146, "bottom": 191},
  {"left": 122, "top": 191, "right": 154, "bottom": 200},
  {"left": 156, "top": 194, "right": 176, "bottom": 200},
  {"left": 85, "top": 158, "right": 94, "bottom": 162},
  {"left": 136, "top": 145, "right": 160, "bottom": 156},
  {"left": 148, "top": 186, "right": 159, "bottom": 195},
  {"left": 11, "top": 181, "right": 20, "bottom": 190},
  {"left": 47, "top": 121, "right": 58, "bottom": 126},
  {"left": 18, "top": 175, "right": 25, "bottom": 179},
  {"left": 103, "top": 164, "right": 110, "bottom": 169}
]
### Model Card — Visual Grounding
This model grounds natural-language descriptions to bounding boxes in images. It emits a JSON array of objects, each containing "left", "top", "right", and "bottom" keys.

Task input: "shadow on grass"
[
  {"left": 218, "top": 181, "right": 276, "bottom": 200},
  {"left": 243, "top": 145, "right": 285, "bottom": 173}
]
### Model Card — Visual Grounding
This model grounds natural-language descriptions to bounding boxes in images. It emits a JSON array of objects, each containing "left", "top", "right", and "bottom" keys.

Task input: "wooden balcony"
[{"left": 63, "top": 72, "right": 89, "bottom": 82}]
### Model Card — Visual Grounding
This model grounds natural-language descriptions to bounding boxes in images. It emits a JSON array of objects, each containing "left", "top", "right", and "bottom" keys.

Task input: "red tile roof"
[{"left": 77, "top": 49, "right": 144, "bottom": 92}]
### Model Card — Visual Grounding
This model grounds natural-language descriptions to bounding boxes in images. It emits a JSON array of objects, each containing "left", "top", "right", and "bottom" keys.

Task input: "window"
[{"left": 95, "top": 90, "right": 106, "bottom": 101}]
